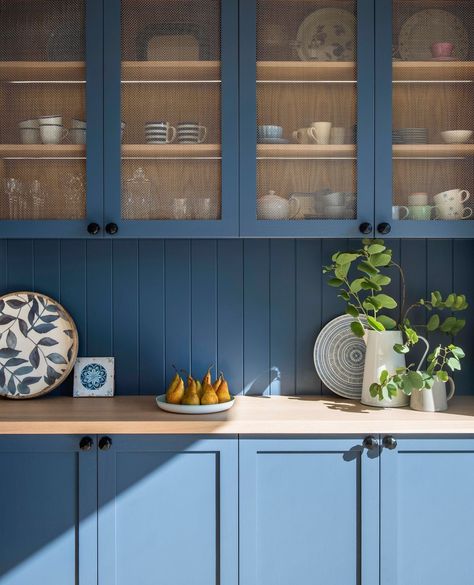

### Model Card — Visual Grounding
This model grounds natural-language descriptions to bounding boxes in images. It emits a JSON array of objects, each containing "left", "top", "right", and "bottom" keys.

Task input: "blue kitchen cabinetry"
[
  {"left": 0, "top": 435, "right": 97, "bottom": 585},
  {"left": 97, "top": 435, "right": 238, "bottom": 585},
  {"left": 380, "top": 436, "right": 474, "bottom": 585},
  {"left": 239, "top": 436, "right": 380, "bottom": 585}
]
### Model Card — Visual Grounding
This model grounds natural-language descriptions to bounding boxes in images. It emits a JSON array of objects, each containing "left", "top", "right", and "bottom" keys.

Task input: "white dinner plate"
[{"left": 155, "top": 394, "right": 235, "bottom": 414}]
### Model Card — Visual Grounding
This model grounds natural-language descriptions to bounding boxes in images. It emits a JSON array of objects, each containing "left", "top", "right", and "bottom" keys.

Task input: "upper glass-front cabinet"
[
  {"left": 375, "top": 0, "right": 474, "bottom": 237},
  {"left": 239, "top": 0, "right": 375, "bottom": 236},
  {"left": 103, "top": 0, "right": 238, "bottom": 237},
  {"left": 0, "top": 0, "right": 103, "bottom": 237}
]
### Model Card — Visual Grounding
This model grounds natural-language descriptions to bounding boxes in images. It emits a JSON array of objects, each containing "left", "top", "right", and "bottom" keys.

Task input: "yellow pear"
[
  {"left": 202, "top": 366, "right": 212, "bottom": 387},
  {"left": 166, "top": 373, "right": 184, "bottom": 404},
  {"left": 196, "top": 380, "right": 203, "bottom": 400},
  {"left": 216, "top": 374, "right": 231, "bottom": 403},
  {"left": 213, "top": 374, "right": 222, "bottom": 392},
  {"left": 201, "top": 381, "right": 218, "bottom": 405},
  {"left": 182, "top": 376, "right": 200, "bottom": 405}
]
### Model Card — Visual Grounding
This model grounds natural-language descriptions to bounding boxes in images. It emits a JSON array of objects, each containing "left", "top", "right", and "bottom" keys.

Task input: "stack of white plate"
[
  {"left": 393, "top": 128, "right": 428, "bottom": 144},
  {"left": 145, "top": 122, "right": 175, "bottom": 144}
]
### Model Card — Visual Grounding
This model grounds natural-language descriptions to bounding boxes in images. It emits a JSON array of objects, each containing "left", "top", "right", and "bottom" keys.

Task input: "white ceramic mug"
[
  {"left": 292, "top": 128, "right": 312, "bottom": 145},
  {"left": 18, "top": 118, "right": 39, "bottom": 129},
  {"left": 330, "top": 127, "right": 346, "bottom": 145},
  {"left": 434, "top": 189, "right": 470, "bottom": 206},
  {"left": 38, "top": 115, "right": 62, "bottom": 126},
  {"left": 408, "top": 192, "right": 428, "bottom": 206},
  {"left": 177, "top": 123, "right": 207, "bottom": 144},
  {"left": 310, "top": 122, "right": 332, "bottom": 145},
  {"left": 434, "top": 204, "right": 473, "bottom": 220},
  {"left": 71, "top": 119, "right": 87, "bottom": 129},
  {"left": 20, "top": 127, "right": 40, "bottom": 144},
  {"left": 392, "top": 205, "right": 409, "bottom": 220},
  {"left": 288, "top": 193, "right": 317, "bottom": 218},
  {"left": 40, "top": 124, "right": 68, "bottom": 144},
  {"left": 410, "top": 377, "right": 455, "bottom": 412},
  {"left": 324, "top": 191, "right": 345, "bottom": 206},
  {"left": 145, "top": 122, "right": 177, "bottom": 144},
  {"left": 69, "top": 128, "right": 86, "bottom": 145}
]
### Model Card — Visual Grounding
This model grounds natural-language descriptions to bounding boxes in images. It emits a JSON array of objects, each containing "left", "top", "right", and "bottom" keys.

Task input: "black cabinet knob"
[
  {"left": 87, "top": 222, "right": 101, "bottom": 235},
  {"left": 105, "top": 223, "right": 118, "bottom": 235},
  {"left": 382, "top": 436, "right": 397, "bottom": 450},
  {"left": 359, "top": 222, "right": 372, "bottom": 235},
  {"left": 99, "top": 436, "right": 112, "bottom": 451},
  {"left": 79, "top": 436, "right": 94, "bottom": 451},
  {"left": 377, "top": 222, "right": 392, "bottom": 235},
  {"left": 362, "top": 435, "right": 378, "bottom": 450}
]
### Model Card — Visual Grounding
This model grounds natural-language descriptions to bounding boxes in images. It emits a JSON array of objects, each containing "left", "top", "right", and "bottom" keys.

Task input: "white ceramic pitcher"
[
  {"left": 360, "top": 330, "right": 429, "bottom": 408},
  {"left": 410, "top": 377, "right": 455, "bottom": 412}
]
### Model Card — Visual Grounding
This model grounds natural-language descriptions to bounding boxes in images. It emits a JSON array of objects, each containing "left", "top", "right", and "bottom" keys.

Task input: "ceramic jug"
[
  {"left": 360, "top": 330, "right": 429, "bottom": 408},
  {"left": 410, "top": 377, "right": 455, "bottom": 412}
]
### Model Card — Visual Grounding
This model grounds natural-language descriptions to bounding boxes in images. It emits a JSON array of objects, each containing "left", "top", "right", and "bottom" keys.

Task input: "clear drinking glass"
[
  {"left": 29, "top": 179, "right": 46, "bottom": 220},
  {"left": 123, "top": 167, "right": 152, "bottom": 219},
  {"left": 5, "top": 178, "right": 24, "bottom": 220},
  {"left": 173, "top": 198, "right": 189, "bottom": 220}
]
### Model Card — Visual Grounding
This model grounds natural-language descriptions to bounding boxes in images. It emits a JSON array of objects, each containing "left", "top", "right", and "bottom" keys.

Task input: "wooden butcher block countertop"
[{"left": 1, "top": 395, "right": 474, "bottom": 434}]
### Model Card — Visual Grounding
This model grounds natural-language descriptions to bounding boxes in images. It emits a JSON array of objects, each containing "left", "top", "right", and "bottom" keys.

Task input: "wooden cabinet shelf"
[
  {"left": 122, "top": 61, "right": 221, "bottom": 82},
  {"left": 257, "top": 144, "right": 356, "bottom": 158},
  {"left": 393, "top": 144, "right": 474, "bottom": 158},
  {"left": 0, "top": 62, "right": 85, "bottom": 82},
  {"left": 393, "top": 61, "right": 474, "bottom": 82},
  {"left": 122, "top": 144, "right": 221, "bottom": 158},
  {"left": 0, "top": 144, "right": 86, "bottom": 158},
  {"left": 257, "top": 61, "right": 356, "bottom": 82}
]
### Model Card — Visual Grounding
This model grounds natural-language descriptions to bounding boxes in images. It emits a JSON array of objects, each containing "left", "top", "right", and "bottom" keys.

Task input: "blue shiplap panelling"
[{"left": 0, "top": 239, "right": 473, "bottom": 396}]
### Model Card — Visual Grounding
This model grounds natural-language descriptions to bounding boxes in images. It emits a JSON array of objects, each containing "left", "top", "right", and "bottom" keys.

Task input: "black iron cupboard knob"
[
  {"left": 377, "top": 222, "right": 392, "bottom": 235},
  {"left": 79, "top": 436, "right": 94, "bottom": 451},
  {"left": 383, "top": 436, "right": 397, "bottom": 450},
  {"left": 362, "top": 435, "right": 378, "bottom": 450},
  {"left": 99, "top": 436, "right": 112, "bottom": 451},
  {"left": 359, "top": 222, "right": 372, "bottom": 235},
  {"left": 105, "top": 223, "right": 118, "bottom": 235},
  {"left": 87, "top": 222, "right": 101, "bottom": 235}
]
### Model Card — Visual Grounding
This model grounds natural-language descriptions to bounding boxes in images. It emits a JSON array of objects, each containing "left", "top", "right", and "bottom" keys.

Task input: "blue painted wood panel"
[
  {"left": 0, "top": 435, "right": 97, "bottom": 585},
  {"left": 98, "top": 436, "right": 238, "bottom": 585},
  {"left": 239, "top": 437, "right": 380, "bottom": 585},
  {"left": 381, "top": 437, "right": 474, "bottom": 585},
  {"left": 0, "top": 239, "right": 472, "bottom": 396}
]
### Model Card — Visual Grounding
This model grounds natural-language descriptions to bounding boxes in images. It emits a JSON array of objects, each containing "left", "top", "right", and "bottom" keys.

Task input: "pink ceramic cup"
[{"left": 431, "top": 42, "right": 454, "bottom": 58}]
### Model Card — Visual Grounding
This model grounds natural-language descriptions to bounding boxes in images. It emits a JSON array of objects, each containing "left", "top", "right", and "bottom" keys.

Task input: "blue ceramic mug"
[{"left": 257, "top": 125, "right": 283, "bottom": 141}]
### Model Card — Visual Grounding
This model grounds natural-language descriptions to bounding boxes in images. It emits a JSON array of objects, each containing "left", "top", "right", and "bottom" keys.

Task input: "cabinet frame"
[
  {"left": 238, "top": 0, "right": 376, "bottom": 237},
  {"left": 0, "top": 0, "right": 104, "bottom": 238},
  {"left": 102, "top": 0, "right": 239, "bottom": 238}
]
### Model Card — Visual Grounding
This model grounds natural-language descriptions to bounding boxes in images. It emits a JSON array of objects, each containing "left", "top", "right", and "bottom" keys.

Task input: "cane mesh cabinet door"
[
  {"left": 375, "top": 0, "right": 474, "bottom": 237},
  {"left": 98, "top": 436, "right": 238, "bottom": 585},
  {"left": 239, "top": 438, "right": 379, "bottom": 585},
  {"left": 103, "top": 0, "right": 238, "bottom": 237},
  {"left": 381, "top": 437, "right": 474, "bottom": 585},
  {"left": 0, "top": 436, "right": 97, "bottom": 585},
  {"left": 0, "top": 0, "right": 103, "bottom": 237},
  {"left": 239, "top": 0, "right": 375, "bottom": 237}
]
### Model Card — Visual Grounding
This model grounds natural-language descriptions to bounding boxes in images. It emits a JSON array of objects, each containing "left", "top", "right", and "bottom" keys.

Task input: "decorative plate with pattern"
[
  {"left": 398, "top": 9, "right": 468, "bottom": 61},
  {"left": 0, "top": 292, "right": 78, "bottom": 399},
  {"left": 296, "top": 8, "right": 356, "bottom": 62},
  {"left": 313, "top": 314, "right": 367, "bottom": 399}
]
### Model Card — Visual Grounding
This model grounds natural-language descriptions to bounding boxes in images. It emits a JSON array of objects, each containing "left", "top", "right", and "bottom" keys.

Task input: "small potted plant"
[{"left": 323, "top": 240, "right": 468, "bottom": 407}]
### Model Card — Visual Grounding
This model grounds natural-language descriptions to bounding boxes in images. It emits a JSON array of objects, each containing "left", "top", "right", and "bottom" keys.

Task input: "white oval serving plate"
[{"left": 156, "top": 394, "right": 235, "bottom": 414}]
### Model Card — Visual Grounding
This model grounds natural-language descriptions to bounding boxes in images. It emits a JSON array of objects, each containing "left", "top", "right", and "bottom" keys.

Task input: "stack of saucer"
[{"left": 393, "top": 128, "right": 428, "bottom": 144}]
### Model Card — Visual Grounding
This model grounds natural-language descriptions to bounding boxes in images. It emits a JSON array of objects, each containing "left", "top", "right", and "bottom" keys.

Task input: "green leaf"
[
  {"left": 405, "top": 371, "right": 424, "bottom": 392},
  {"left": 377, "top": 315, "right": 397, "bottom": 330},
  {"left": 437, "top": 370, "right": 449, "bottom": 382},
  {"left": 367, "top": 316, "right": 385, "bottom": 331},
  {"left": 394, "top": 343, "right": 409, "bottom": 354},
  {"left": 336, "top": 253, "right": 360, "bottom": 265},
  {"left": 380, "top": 369, "right": 389, "bottom": 384},
  {"left": 451, "top": 319, "right": 465, "bottom": 335},
  {"left": 372, "top": 274, "right": 392, "bottom": 287},
  {"left": 350, "top": 321, "right": 365, "bottom": 338},
  {"left": 440, "top": 316, "right": 457, "bottom": 333},
  {"left": 367, "top": 244, "right": 386, "bottom": 254},
  {"left": 445, "top": 293, "right": 456, "bottom": 308},
  {"left": 350, "top": 278, "right": 365, "bottom": 294},
  {"left": 338, "top": 291, "right": 350, "bottom": 302},
  {"left": 370, "top": 253, "right": 392, "bottom": 267},
  {"left": 328, "top": 277, "right": 344, "bottom": 288},
  {"left": 370, "top": 383, "right": 381, "bottom": 398},
  {"left": 450, "top": 346, "right": 465, "bottom": 359},
  {"left": 363, "top": 298, "right": 382, "bottom": 312},
  {"left": 358, "top": 261, "right": 379, "bottom": 276},
  {"left": 447, "top": 357, "right": 461, "bottom": 371},
  {"left": 335, "top": 264, "right": 350, "bottom": 280},
  {"left": 387, "top": 384, "right": 398, "bottom": 398},
  {"left": 361, "top": 279, "right": 381, "bottom": 291},
  {"left": 346, "top": 304, "right": 359, "bottom": 318},
  {"left": 427, "top": 314, "right": 440, "bottom": 332},
  {"left": 373, "top": 294, "right": 397, "bottom": 310}
]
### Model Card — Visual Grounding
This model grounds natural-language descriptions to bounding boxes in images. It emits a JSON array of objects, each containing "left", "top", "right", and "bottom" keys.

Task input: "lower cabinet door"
[
  {"left": 0, "top": 435, "right": 97, "bottom": 585},
  {"left": 98, "top": 435, "right": 238, "bottom": 585},
  {"left": 381, "top": 437, "right": 474, "bottom": 585},
  {"left": 239, "top": 437, "right": 380, "bottom": 585}
]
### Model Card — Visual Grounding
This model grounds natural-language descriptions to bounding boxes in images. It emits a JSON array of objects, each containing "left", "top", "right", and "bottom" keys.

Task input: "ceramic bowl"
[{"left": 441, "top": 130, "right": 473, "bottom": 144}]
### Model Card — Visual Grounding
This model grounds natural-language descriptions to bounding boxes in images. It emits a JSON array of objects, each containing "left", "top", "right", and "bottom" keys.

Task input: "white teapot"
[{"left": 257, "top": 191, "right": 300, "bottom": 220}]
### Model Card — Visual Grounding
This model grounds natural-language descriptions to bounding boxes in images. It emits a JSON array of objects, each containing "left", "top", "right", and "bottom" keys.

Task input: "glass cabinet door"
[
  {"left": 239, "top": 0, "right": 374, "bottom": 237},
  {"left": 0, "top": 0, "right": 102, "bottom": 236},
  {"left": 104, "top": 0, "right": 238, "bottom": 237},
  {"left": 376, "top": 0, "right": 474, "bottom": 237}
]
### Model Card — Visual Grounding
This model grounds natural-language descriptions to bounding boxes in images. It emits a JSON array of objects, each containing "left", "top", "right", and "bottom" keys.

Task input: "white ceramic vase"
[
  {"left": 360, "top": 330, "right": 429, "bottom": 408},
  {"left": 410, "top": 377, "right": 455, "bottom": 412}
]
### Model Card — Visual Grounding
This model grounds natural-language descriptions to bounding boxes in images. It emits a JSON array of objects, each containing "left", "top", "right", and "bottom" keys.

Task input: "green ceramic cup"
[{"left": 407, "top": 205, "right": 434, "bottom": 220}]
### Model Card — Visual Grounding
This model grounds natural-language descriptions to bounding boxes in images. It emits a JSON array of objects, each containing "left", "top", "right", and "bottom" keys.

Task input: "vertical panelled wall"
[{"left": 0, "top": 239, "right": 472, "bottom": 396}]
